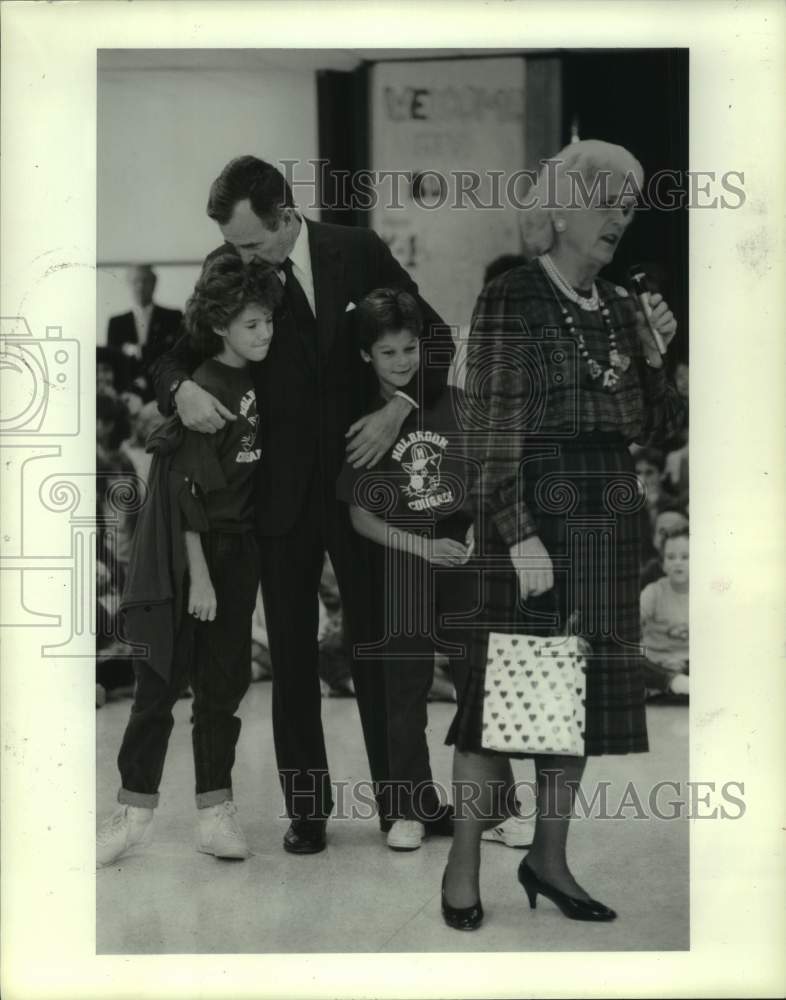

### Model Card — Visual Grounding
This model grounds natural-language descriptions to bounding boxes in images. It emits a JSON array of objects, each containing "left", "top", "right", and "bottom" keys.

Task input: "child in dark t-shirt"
[
  {"left": 336, "top": 289, "right": 476, "bottom": 852},
  {"left": 97, "top": 255, "right": 282, "bottom": 868}
]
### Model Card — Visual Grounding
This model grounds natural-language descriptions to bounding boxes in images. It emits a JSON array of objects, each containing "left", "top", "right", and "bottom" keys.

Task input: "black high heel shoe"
[
  {"left": 441, "top": 871, "right": 484, "bottom": 931},
  {"left": 518, "top": 859, "right": 617, "bottom": 922}
]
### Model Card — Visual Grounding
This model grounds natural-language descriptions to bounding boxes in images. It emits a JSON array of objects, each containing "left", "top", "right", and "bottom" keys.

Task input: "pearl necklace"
[
  {"left": 538, "top": 258, "right": 631, "bottom": 392},
  {"left": 539, "top": 253, "right": 600, "bottom": 311}
]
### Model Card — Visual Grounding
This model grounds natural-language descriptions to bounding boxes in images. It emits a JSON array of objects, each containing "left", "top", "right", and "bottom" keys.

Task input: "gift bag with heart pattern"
[{"left": 481, "top": 632, "right": 587, "bottom": 755}]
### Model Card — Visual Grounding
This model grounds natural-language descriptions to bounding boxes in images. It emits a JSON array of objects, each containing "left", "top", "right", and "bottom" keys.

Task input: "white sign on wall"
[{"left": 371, "top": 57, "right": 527, "bottom": 331}]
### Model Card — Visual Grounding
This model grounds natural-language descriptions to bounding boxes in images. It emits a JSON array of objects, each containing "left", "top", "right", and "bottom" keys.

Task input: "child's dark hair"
[
  {"left": 184, "top": 254, "right": 283, "bottom": 358},
  {"left": 354, "top": 288, "right": 423, "bottom": 354},
  {"left": 661, "top": 524, "right": 689, "bottom": 549},
  {"left": 655, "top": 495, "right": 687, "bottom": 517},
  {"left": 635, "top": 446, "right": 665, "bottom": 472}
]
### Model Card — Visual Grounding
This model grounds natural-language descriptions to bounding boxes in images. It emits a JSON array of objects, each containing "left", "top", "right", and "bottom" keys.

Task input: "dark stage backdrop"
[{"left": 562, "top": 49, "right": 689, "bottom": 362}]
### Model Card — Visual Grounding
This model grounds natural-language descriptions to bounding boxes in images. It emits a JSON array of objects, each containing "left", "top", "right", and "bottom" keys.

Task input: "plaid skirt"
[{"left": 446, "top": 433, "right": 648, "bottom": 756}]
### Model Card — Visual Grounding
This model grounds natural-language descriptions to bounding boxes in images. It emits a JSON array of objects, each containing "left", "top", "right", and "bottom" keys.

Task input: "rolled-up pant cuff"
[
  {"left": 118, "top": 788, "right": 159, "bottom": 809},
  {"left": 196, "top": 788, "right": 233, "bottom": 809}
]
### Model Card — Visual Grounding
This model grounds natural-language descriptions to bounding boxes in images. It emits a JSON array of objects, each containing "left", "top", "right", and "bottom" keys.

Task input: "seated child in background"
[
  {"left": 635, "top": 447, "right": 676, "bottom": 569},
  {"left": 97, "top": 348, "right": 120, "bottom": 397},
  {"left": 640, "top": 525, "right": 690, "bottom": 700},
  {"left": 96, "top": 394, "right": 139, "bottom": 583},
  {"left": 96, "top": 255, "right": 282, "bottom": 868},
  {"left": 96, "top": 391, "right": 132, "bottom": 463},
  {"left": 95, "top": 450, "right": 137, "bottom": 708},
  {"left": 640, "top": 501, "right": 689, "bottom": 588},
  {"left": 664, "top": 438, "right": 689, "bottom": 512},
  {"left": 634, "top": 446, "right": 666, "bottom": 512},
  {"left": 336, "top": 289, "right": 528, "bottom": 853},
  {"left": 663, "top": 360, "right": 689, "bottom": 508},
  {"left": 97, "top": 344, "right": 149, "bottom": 400}
]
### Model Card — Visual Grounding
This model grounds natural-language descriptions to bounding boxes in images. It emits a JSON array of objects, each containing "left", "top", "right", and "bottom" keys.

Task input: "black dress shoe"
[
  {"left": 441, "top": 871, "right": 483, "bottom": 931},
  {"left": 518, "top": 859, "right": 617, "bottom": 921},
  {"left": 283, "top": 819, "right": 327, "bottom": 855}
]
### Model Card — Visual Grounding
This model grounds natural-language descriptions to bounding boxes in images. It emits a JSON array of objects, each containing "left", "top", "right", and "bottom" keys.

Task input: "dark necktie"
[{"left": 281, "top": 258, "right": 317, "bottom": 365}]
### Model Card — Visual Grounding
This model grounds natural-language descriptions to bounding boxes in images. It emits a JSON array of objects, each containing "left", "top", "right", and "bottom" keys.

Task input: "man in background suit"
[
  {"left": 151, "top": 156, "right": 454, "bottom": 854},
  {"left": 107, "top": 265, "right": 183, "bottom": 369}
]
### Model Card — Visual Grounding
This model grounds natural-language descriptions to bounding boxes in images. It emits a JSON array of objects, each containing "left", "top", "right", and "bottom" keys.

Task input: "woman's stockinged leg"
[
  {"left": 444, "top": 749, "right": 510, "bottom": 908},
  {"left": 524, "top": 754, "right": 591, "bottom": 899}
]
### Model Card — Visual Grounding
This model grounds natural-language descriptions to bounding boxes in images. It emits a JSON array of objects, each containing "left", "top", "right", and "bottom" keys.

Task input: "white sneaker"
[
  {"left": 97, "top": 804, "right": 154, "bottom": 868},
  {"left": 196, "top": 801, "right": 250, "bottom": 860},
  {"left": 386, "top": 819, "right": 426, "bottom": 851},
  {"left": 481, "top": 815, "right": 535, "bottom": 849}
]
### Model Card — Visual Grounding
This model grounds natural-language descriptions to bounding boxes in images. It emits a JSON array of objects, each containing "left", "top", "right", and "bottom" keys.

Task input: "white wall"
[
  {"left": 370, "top": 57, "right": 527, "bottom": 332},
  {"left": 97, "top": 61, "right": 319, "bottom": 339}
]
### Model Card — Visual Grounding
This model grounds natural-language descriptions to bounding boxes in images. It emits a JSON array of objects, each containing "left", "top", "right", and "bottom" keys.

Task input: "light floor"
[{"left": 96, "top": 683, "right": 689, "bottom": 954}]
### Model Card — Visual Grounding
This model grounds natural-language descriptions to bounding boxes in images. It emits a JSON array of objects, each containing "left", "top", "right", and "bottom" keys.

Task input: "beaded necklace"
[
  {"left": 537, "top": 255, "right": 631, "bottom": 391},
  {"left": 539, "top": 252, "right": 600, "bottom": 311}
]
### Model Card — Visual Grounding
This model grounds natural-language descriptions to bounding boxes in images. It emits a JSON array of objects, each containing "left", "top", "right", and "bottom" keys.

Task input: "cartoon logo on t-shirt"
[
  {"left": 236, "top": 389, "right": 261, "bottom": 464},
  {"left": 392, "top": 430, "right": 454, "bottom": 512}
]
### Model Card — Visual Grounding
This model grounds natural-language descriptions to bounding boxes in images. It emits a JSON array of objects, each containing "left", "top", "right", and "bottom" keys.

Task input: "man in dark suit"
[
  {"left": 107, "top": 265, "right": 183, "bottom": 370},
  {"left": 150, "top": 156, "right": 454, "bottom": 854}
]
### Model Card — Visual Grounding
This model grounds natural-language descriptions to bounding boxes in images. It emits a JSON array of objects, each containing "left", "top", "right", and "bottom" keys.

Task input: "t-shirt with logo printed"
[
  {"left": 336, "top": 386, "right": 473, "bottom": 542},
  {"left": 640, "top": 576, "right": 689, "bottom": 667},
  {"left": 175, "top": 357, "right": 261, "bottom": 533}
]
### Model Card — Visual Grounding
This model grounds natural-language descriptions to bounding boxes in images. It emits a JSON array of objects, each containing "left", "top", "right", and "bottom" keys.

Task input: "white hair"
[{"left": 520, "top": 139, "right": 644, "bottom": 256}]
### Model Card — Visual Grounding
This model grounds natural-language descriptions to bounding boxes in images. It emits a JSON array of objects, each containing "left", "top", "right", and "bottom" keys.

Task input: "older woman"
[{"left": 441, "top": 140, "right": 685, "bottom": 929}]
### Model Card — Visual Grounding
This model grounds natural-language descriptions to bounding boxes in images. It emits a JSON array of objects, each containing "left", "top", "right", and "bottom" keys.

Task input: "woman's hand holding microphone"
[{"left": 635, "top": 292, "right": 677, "bottom": 368}]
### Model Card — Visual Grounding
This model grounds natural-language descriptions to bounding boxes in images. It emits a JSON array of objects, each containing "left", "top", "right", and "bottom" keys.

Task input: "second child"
[
  {"left": 336, "top": 289, "right": 528, "bottom": 852},
  {"left": 97, "top": 256, "right": 282, "bottom": 867}
]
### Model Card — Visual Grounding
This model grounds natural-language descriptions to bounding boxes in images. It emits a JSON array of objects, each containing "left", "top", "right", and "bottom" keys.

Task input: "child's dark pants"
[
  {"left": 117, "top": 531, "right": 258, "bottom": 809},
  {"left": 374, "top": 550, "right": 477, "bottom": 823}
]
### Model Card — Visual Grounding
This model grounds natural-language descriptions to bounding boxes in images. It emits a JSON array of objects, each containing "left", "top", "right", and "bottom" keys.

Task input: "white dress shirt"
[
  {"left": 284, "top": 214, "right": 315, "bottom": 315},
  {"left": 131, "top": 302, "right": 154, "bottom": 346}
]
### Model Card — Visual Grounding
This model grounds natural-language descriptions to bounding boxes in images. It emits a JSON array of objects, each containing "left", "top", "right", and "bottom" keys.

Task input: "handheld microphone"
[{"left": 628, "top": 265, "right": 667, "bottom": 355}]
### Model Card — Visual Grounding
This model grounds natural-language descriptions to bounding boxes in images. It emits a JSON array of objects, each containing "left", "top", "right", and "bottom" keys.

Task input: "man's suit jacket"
[
  {"left": 150, "top": 219, "right": 453, "bottom": 537},
  {"left": 107, "top": 305, "right": 184, "bottom": 368}
]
